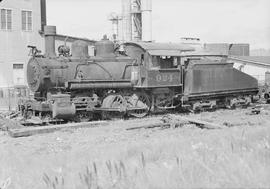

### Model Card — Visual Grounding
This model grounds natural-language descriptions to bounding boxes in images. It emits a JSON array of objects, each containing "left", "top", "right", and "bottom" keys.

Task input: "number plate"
[{"left": 147, "top": 70, "right": 181, "bottom": 87}]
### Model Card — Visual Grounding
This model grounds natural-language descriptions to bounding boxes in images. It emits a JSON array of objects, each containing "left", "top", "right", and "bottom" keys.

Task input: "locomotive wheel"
[
  {"left": 127, "top": 92, "right": 151, "bottom": 118},
  {"left": 101, "top": 94, "right": 127, "bottom": 120}
]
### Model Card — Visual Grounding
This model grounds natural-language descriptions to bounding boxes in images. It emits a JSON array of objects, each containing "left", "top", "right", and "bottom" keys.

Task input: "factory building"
[
  {"left": 0, "top": 0, "right": 95, "bottom": 110},
  {"left": 0, "top": 0, "right": 45, "bottom": 88},
  {"left": 204, "top": 43, "right": 250, "bottom": 56},
  {"left": 0, "top": 0, "right": 45, "bottom": 110},
  {"left": 204, "top": 43, "right": 270, "bottom": 84}
]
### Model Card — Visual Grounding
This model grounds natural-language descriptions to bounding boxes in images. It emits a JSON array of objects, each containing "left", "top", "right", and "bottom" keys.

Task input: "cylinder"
[
  {"left": 141, "top": 0, "right": 152, "bottom": 42},
  {"left": 44, "top": 25, "right": 56, "bottom": 57},
  {"left": 51, "top": 94, "right": 76, "bottom": 119}
]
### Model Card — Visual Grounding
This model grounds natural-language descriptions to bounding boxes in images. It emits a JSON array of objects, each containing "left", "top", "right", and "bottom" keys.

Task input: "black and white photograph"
[{"left": 0, "top": 0, "right": 270, "bottom": 188}]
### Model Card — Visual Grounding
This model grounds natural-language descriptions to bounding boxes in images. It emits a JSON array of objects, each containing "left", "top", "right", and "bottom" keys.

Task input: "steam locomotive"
[{"left": 20, "top": 26, "right": 258, "bottom": 122}]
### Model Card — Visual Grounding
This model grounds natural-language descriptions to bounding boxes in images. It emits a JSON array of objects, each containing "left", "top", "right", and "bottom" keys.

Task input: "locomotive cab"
[{"left": 123, "top": 42, "right": 194, "bottom": 88}]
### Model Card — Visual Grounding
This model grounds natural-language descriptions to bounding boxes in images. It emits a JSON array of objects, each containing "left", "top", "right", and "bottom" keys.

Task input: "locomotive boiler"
[{"left": 21, "top": 25, "right": 258, "bottom": 122}]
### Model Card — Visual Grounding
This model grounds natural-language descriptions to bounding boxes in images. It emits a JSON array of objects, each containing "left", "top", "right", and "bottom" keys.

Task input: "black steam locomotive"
[{"left": 20, "top": 26, "right": 258, "bottom": 122}]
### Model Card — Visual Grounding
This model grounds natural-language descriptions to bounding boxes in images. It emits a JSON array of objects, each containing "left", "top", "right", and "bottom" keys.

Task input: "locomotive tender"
[{"left": 22, "top": 26, "right": 258, "bottom": 122}]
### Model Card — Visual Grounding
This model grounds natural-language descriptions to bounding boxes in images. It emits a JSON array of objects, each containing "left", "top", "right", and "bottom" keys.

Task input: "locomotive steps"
[{"left": 6, "top": 114, "right": 226, "bottom": 138}]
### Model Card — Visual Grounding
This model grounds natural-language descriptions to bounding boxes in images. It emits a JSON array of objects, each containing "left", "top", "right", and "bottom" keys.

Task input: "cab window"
[{"left": 151, "top": 56, "right": 179, "bottom": 69}]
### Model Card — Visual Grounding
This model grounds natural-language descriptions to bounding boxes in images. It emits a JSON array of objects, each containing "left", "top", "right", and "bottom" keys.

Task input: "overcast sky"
[{"left": 47, "top": 0, "right": 270, "bottom": 49}]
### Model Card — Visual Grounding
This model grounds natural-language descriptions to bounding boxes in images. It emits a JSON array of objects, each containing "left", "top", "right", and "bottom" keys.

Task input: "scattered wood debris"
[
  {"left": 162, "top": 115, "right": 226, "bottom": 129},
  {"left": 8, "top": 121, "right": 108, "bottom": 138},
  {"left": 126, "top": 114, "right": 226, "bottom": 130},
  {"left": 126, "top": 121, "right": 169, "bottom": 130},
  {"left": 0, "top": 117, "right": 24, "bottom": 131}
]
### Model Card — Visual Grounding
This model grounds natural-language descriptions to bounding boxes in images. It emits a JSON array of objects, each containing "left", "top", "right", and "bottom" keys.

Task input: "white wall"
[
  {"left": 233, "top": 63, "right": 269, "bottom": 85},
  {"left": 0, "top": 0, "right": 44, "bottom": 88}
]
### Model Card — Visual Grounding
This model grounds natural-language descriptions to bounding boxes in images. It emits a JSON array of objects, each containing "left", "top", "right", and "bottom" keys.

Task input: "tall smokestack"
[
  {"left": 40, "top": 0, "right": 47, "bottom": 31},
  {"left": 44, "top": 25, "right": 56, "bottom": 57},
  {"left": 141, "top": 0, "right": 152, "bottom": 41}
]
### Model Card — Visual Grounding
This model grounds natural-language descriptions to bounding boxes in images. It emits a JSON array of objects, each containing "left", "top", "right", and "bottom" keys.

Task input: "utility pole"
[{"left": 108, "top": 13, "right": 122, "bottom": 42}]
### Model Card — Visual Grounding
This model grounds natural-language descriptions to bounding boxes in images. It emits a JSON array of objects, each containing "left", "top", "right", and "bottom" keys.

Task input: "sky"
[{"left": 47, "top": 0, "right": 270, "bottom": 49}]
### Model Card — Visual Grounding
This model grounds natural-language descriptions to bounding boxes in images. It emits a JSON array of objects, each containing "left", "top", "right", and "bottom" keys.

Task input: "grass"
[{"left": 42, "top": 130, "right": 270, "bottom": 189}]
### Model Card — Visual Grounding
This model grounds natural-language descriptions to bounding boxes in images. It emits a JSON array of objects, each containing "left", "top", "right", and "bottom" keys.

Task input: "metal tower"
[
  {"left": 108, "top": 12, "right": 122, "bottom": 42},
  {"left": 120, "top": 0, "right": 152, "bottom": 42}
]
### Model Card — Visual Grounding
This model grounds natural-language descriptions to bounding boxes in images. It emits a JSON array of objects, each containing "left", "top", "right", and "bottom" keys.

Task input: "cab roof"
[{"left": 124, "top": 42, "right": 195, "bottom": 56}]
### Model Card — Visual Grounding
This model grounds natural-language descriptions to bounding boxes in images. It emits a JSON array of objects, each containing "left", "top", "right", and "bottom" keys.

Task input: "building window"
[
  {"left": 0, "top": 8, "right": 12, "bottom": 30},
  {"left": 22, "top": 10, "right": 32, "bottom": 31},
  {"left": 13, "top": 64, "right": 24, "bottom": 69},
  {"left": 13, "top": 64, "right": 24, "bottom": 85}
]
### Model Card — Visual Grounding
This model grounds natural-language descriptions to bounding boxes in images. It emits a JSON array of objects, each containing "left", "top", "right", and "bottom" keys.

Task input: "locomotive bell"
[{"left": 95, "top": 35, "right": 115, "bottom": 58}]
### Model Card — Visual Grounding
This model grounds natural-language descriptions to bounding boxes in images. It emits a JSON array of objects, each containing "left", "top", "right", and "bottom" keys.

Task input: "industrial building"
[
  {"left": 0, "top": 0, "right": 45, "bottom": 88},
  {"left": 0, "top": 0, "right": 95, "bottom": 110},
  {"left": 203, "top": 43, "right": 270, "bottom": 84}
]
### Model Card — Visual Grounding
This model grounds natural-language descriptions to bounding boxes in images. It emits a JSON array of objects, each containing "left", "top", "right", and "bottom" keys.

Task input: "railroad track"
[{"left": 2, "top": 102, "right": 265, "bottom": 138}]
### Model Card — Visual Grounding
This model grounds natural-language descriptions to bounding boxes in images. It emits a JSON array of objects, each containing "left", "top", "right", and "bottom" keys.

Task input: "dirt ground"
[{"left": 1, "top": 107, "right": 270, "bottom": 189}]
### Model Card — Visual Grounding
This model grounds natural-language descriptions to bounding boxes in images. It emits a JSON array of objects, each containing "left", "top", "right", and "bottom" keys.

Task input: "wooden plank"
[
  {"left": 126, "top": 121, "right": 170, "bottom": 130},
  {"left": 183, "top": 117, "right": 225, "bottom": 129},
  {"left": 126, "top": 115, "right": 225, "bottom": 130},
  {"left": 167, "top": 115, "right": 226, "bottom": 129},
  {"left": 8, "top": 121, "right": 108, "bottom": 138}
]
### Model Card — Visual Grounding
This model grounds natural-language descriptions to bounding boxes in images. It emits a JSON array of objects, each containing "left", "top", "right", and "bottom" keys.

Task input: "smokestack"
[
  {"left": 141, "top": 0, "right": 152, "bottom": 41},
  {"left": 40, "top": 0, "right": 47, "bottom": 31},
  {"left": 44, "top": 25, "right": 56, "bottom": 57}
]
